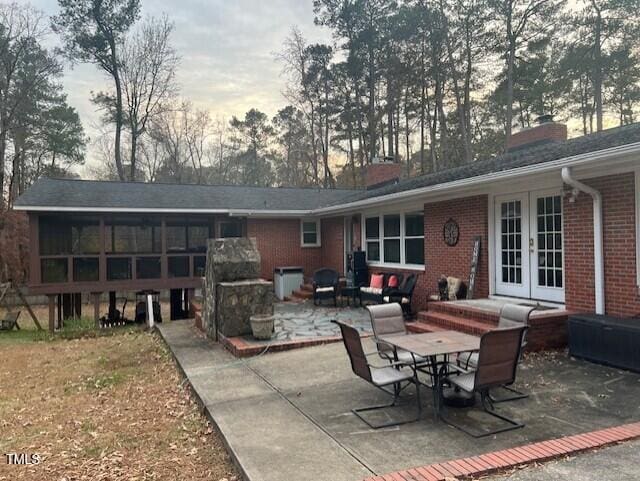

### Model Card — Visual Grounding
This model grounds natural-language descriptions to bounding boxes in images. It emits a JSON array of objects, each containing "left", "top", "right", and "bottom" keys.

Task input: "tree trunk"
[
  {"left": 593, "top": 3, "right": 603, "bottom": 132},
  {"left": 368, "top": 41, "right": 377, "bottom": 162},
  {"left": 129, "top": 129, "right": 138, "bottom": 181},
  {"left": 0, "top": 124, "right": 6, "bottom": 209},
  {"left": 110, "top": 38, "right": 126, "bottom": 182},
  {"left": 505, "top": 40, "right": 516, "bottom": 148},
  {"left": 404, "top": 89, "right": 411, "bottom": 176}
]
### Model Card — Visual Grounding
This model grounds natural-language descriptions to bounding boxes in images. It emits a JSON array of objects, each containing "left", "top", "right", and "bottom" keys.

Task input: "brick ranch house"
[{"left": 14, "top": 120, "right": 640, "bottom": 347}]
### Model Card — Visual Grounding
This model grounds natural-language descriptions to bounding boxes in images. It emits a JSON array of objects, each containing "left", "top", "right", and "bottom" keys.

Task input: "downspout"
[{"left": 561, "top": 167, "right": 605, "bottom": 314}]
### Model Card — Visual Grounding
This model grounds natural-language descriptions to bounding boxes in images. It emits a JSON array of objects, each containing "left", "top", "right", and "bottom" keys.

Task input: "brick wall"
[
  {"left": 246, "top": 217, "right": 347, "bottom": 282},
  {"left": 247, "top": 219, "right": 322, "bottom": 281},
  {"left": 564, "top": 172, "right": 639, "bottom": 317},
  {"left": 321, "top": 217, "right": 345, "bottom": 275},
  {"left": 424, "top": 195, "right": 490, "bottom": 303}
]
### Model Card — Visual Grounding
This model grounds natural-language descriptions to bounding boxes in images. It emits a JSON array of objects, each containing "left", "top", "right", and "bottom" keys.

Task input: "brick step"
[
  {"left": 418, "top": 311, "right": 493, "bottom": 336},
  {"left": 428, "top": 301, "right": 500, "bottom": 323},
  {"left": 290, "top": 289, "right": 313, "bottom": 300},
  {"left": 405, "top": 321, "right": 446, "bottom": 333},
  {"left": 300, "top": 283, "right": 314, "bottom": 293}
]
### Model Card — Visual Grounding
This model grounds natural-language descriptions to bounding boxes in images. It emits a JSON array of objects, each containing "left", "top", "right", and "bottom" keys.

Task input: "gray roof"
[
  {"left": 14, "top": 178, "right": 361, "bottom": 211},
  {"left": 14, "top": 122, "right": 640, "bottom": 213},
  {"left": 340, "top": 122, "right": 640, "bottom": 203}
]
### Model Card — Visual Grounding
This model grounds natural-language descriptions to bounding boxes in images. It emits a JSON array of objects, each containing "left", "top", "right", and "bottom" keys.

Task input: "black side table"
[{"left": 340, "top": 286, "right": 360, "bottom": 307}]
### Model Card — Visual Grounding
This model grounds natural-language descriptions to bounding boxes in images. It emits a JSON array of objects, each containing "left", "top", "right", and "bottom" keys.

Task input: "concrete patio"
[{"left": 159, "top": 320, "right": 640, "bottom": 481}]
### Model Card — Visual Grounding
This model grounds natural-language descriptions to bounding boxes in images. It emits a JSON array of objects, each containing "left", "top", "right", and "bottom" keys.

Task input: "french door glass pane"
[
  {"left": 536, "top": 195, "right": 563, "bottom": 288},
  {"left": 500, "top": 200, "right": 522, "bottom": 284}
]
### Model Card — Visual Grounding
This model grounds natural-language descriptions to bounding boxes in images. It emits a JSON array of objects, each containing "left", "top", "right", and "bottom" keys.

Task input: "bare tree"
[
  {"left": 53, "top": 0, "right": 140, "bottom": 181},
  {"left": 120, "top": 15, "right": 179, "bottom": 180}
]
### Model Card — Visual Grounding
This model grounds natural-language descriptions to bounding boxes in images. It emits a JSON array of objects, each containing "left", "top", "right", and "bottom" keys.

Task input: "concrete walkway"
[
  {"left": 157, "top": 320, "right": 373, "bottom": 481},
  {"left": 159, "top": 320, "right": 640, "bottom": 481}
]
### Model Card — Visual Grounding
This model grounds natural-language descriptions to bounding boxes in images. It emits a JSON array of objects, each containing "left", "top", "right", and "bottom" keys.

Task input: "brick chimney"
[
  {"left": 507, "top": 115, "right": 567, "bottom": 152},
  {"left": 365, "top": 157, "right": 401, "bottom": 189}
]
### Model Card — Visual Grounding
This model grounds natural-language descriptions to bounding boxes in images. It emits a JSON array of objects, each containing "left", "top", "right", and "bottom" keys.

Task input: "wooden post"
[
  {"left": 57, "top": 294, "right": 62, "bottom": 329},
  {"left": 74, "top": 293, "right": 82, "bottom": 319},
  {"left": 92, "top": 293, "right": 101, "bottom": 328},
  {"left": 48, "top": 295, "right": 56, "bottom": 333}
]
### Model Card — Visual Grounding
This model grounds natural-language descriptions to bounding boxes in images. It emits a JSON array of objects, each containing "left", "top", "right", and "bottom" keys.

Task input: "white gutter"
[
  {"left": 12, "top": 205, "right": 313, "bottom": 217},
  {"left": 315, "top": 141, "right": 640, "bottom": 215},
  {"left": 562, "top": 167, "right": 605, "bottom": 315}
]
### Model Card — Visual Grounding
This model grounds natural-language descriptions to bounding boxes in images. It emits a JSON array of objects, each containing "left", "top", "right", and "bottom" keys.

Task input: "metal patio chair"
[
  {"left": 458, "top": 304, "right": 535, "bottom": 402},
  {"left": 441, "top": 326, "right": 528, "bottom": 437},
  {"left": 334, "top": 320, "right": 422, "bottom": 429},
  {"left": 312, "top": 268, "right": 339, "bottom": 306},
  {"left": 366, "top": 303, "right": 432, "bottom": 377}
]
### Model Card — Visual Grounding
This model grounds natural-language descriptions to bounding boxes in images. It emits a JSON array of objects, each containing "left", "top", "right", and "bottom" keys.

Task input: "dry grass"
[{"left": 0, "top": 331, "right": 238, "bottom": 481}]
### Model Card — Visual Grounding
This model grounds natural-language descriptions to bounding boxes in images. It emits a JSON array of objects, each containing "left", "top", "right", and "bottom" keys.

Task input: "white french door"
[{"left": 494, "top": 190, "right": 565, "bottom": 303}]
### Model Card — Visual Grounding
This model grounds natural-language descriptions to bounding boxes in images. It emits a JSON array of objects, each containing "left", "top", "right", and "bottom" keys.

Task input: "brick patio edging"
[{"left": 363, "top": 422, "right": 640, "bottom": 481}]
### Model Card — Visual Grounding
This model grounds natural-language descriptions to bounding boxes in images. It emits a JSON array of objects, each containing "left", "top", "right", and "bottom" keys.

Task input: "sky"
[{"left": 21, "top": 0, "right": 332, "bottom": 174}]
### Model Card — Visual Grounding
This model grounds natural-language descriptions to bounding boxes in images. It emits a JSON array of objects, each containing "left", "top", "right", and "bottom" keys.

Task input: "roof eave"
[
  {"left": 12, "top": 205, "right": 314, "bottom": 217},
  {"left": 314, "top": 141, "right": 640, "bottom": 215}
]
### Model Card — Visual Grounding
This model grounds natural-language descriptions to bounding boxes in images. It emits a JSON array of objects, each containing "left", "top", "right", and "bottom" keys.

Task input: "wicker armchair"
[{"left": 312, "top": 268, "right": 340, "bottom": 306}]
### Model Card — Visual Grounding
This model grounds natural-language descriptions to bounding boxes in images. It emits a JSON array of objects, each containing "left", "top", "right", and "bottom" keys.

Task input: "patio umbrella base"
[{"left": 442, "top": 387, "right": 475, "bottom": 408}]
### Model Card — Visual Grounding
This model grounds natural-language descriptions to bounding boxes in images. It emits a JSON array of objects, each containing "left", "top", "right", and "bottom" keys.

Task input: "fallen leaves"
[{"left": 0, "top": 331, "right": 237, "bottom": 481}]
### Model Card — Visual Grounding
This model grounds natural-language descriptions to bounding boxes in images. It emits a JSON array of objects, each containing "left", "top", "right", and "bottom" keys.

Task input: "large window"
[
  {"left": 166, "top": 223, "right": 211, "bottom": 253},
  {"left": 41, "top": 258, "right": 68, "bottom": 283},
  {"left": 106, "top": 222, "right": 161, "bottom": 254},
  {"left": 219, "top": 218, "right": 244, "bottom": 238},
  {"left": 364, "top": 211, "right": 424, "bottom": 267},
  {"left": 39, "top": 217, "right": 100, "bottom": 255},
  {"left": 301, "top": 220, "right": 320, "bottom": 247}
]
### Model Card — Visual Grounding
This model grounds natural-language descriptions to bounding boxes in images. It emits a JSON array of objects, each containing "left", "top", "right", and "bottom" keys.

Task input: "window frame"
[
  {"left": 362, "top": 209, "right": 425, "bottom": 269},
  {"left": 300, "top": 219, "right": 321, "bottom": 247}
]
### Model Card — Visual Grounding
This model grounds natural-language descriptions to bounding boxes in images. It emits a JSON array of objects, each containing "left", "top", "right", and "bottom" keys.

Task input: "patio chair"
[
  {"left": 367, "top": 303, "right": 426, "bottom": 363},
  {"left": 440, "top": 326, "right": 528, "bottom": 438},
  {"left": 312, "top": 268, "right": 339, "bottom": 306},
  {"left": 0, "top": 311, "right": 20, "bottom": 330},
  {"left": 334, "top": 320, "right": 422, "bottom": 429},
  {"left": 360, "top": 273, "right": 404, "bottom": 305},
  {"left": 457, "top": 304, "right": 535, "bottom": 402},
  {"left": 383, "top": 273, "right": 418, "bottom": 318}
]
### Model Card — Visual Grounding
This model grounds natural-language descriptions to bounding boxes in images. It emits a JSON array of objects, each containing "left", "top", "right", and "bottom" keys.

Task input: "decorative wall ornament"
[{"left": 443, "top": 218, "right": 460, "bottom": 247}]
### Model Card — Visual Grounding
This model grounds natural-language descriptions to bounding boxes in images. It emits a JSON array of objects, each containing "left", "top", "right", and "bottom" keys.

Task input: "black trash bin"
[{"left": 569, "top": 314, "right": 640, "bottom": 372}]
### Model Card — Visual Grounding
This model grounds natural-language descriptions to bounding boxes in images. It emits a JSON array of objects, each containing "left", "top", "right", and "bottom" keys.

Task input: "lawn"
[{"left": 0, "top": 327, "right": 238, "bottom": 481}]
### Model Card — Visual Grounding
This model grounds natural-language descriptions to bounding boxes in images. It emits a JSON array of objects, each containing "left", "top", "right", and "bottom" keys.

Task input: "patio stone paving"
[
  {"left": 258, "top": 300, "right": 371, "bottom": 343},
  {"left": 159, "top": 320, "right": 640, "bottom": 481}
]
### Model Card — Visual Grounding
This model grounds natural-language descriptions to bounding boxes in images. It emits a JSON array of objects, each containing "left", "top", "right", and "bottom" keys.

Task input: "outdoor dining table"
[{"left": 379, "top": 330, "right": 480, "bottom": 419}]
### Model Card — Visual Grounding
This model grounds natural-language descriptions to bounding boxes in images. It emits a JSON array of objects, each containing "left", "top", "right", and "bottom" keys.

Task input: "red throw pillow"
[
  {"left": 388, "top": 275, "right": 399, "bottom": 288},
  {"left": 370, "top": 274, "right": 384, "bottom": 289}
]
